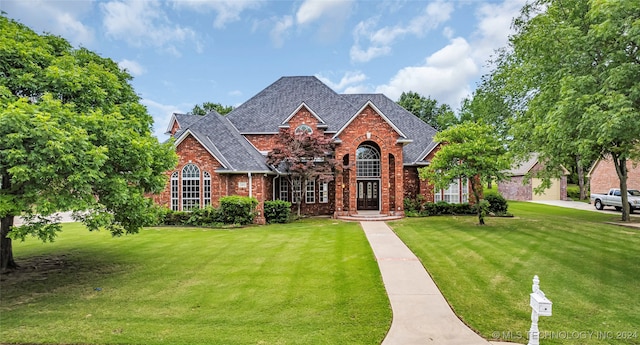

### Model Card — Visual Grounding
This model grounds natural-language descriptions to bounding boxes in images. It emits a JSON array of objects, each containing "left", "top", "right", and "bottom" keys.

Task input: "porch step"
[{"left": 336, "top": 212, "right": 403, "bottom": 222}]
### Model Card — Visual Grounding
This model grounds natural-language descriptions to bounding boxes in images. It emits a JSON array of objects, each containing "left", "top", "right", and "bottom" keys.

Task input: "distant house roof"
[
  {"left": 506, "top": 153, "right": 570, "bottom": 176},
  {"left": 172, "top": 76, "right": 438, "bottom": 172}
]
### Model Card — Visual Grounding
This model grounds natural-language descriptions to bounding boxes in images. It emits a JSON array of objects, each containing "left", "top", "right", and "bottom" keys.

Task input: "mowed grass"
[
  {"left": 389, "top": 202, "right": 640, "bottom": 345},
  {"left": 0, "top": 219, "right": 391, "bottom": 345}
]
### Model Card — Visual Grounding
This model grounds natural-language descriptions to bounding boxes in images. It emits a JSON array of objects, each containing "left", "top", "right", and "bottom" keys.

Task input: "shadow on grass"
[{"left": 1, "top": 248, "right": 134, "bottom": 305}]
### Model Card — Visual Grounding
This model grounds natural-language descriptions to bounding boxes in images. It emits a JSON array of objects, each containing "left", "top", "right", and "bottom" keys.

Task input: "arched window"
[
  {"left": 356, "top": 144, "right": 380, "bottom": 177},
  {"left": 295, "top": 124, "right": 313, "bottom": 135},
  {"left": 203, "top": 171, "right": 211, "bottom": 206},
  {"left": 182, "top": 164, "right": 200, "bottom": 210},
  {"left": 170, "top": 171, "right": 179, "bottom": 211}
]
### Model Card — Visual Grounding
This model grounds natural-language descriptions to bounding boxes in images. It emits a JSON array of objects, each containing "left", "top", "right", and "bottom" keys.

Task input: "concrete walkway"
[{"left": 361, "top": 221, "right": 513, "bottom": 345}]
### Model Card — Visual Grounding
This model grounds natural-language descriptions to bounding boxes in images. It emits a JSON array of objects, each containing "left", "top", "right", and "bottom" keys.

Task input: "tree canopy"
[
  {"left": 266, "top": 129, "right": 337, "bottom": 217},
  {"left": 396, "top": 91, "right": 457, "bottom": 130},
  {"left": 189, "top": 102, "right": 233, "bottom": 116},
  {"left": 0, "top": 16, "right": 177, "bottom": 271},
  {"left": 419, "top": 122, "right": 511, "bottom": 225},
  {"left": 492, "top": 0, "right": 640, "bottom": 220}
]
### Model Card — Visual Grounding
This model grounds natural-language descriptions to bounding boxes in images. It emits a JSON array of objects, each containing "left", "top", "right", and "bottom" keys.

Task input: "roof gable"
[
  {"left": 333, "top": 101, "right": 408, "bottom": 139},
  {"left": 280, "top": 102, "right": 326, "bottom": 127},
  {"left": 175, "top": 112, "right": 271, "bottom": 173}
]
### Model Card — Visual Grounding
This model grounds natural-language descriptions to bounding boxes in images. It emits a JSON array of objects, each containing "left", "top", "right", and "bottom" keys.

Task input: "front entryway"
[{"left": 357, "top": 180, "right": 379, "bottom": 210}]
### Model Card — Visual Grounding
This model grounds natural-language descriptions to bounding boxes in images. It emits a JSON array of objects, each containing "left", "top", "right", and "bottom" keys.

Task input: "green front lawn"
[
  {"left": 390, "top": 202, "right": 640, "bottom": 344},
  {"left": 0, "top": 219, "right": 391, "bottom": 345}
]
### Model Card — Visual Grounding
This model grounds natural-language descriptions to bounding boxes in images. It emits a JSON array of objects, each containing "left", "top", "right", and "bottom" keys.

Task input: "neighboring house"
[
  {"left": 153, "top": 76, "right": 470, "bottom": 223},
  {"left": 499, "top": 153, "right": 569, "bottom": 201},
  {"left": 588, "top": 156, "right": 640, "bottom": 193}
]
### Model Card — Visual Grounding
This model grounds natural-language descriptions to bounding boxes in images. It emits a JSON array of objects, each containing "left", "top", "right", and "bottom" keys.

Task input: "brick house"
[
  {"left": 588, "top": 156, "right": 640, "bottom": 193},
  {"left": 499, "top": 153, "right": 569, "bottom": 201},
  {"left": 154, "top": 76, "right": 470, "bottom": 222}
]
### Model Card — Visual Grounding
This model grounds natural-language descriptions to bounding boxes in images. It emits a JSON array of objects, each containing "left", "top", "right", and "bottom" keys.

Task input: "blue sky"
[{"left": 2, "top": 0, "right": 525, "bottom": 139}]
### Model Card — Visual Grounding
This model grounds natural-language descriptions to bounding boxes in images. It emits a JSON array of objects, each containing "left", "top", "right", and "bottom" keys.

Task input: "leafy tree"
[
  {"left": 419, "top": 122, "right": 511, "bottom": 225},
  {"left": 0, "top": 16, "right": 177, "bottom": 271},
  {"left": 397, "top": 91, "right": 457, "bottom": 130},
  {"left": 189, "top": 102, "right": 233, "bottom": 115},
  {"left": 493, "top": 0, "right": 640, "bottom": 220},
  {"left": 266, "top": 129, "right": 337, "bottom": 217}
]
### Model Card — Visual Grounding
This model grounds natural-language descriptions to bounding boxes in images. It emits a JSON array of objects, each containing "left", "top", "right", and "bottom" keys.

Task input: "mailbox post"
[{"left": 528, "top": 275, "right": 552, "bottom": 345}]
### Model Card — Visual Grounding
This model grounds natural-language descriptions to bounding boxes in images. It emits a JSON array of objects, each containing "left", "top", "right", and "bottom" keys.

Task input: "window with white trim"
[
  {"left": 203, "top": 171, "right": 211, "bottom": 207},
  {"left": 433, "top": 178, "right": 469, "bottom": 204},
  {"left": 306, "top": 180, "right": 315, "bottom": 203},
  {"left": 444, "top": 179, "right": 459, "bottom": 203},
  {"left": 279, "top": 180, "right": 289, "bottom": 201},
  {"left": 182, "top": 164, "right": 200, "bottom": 210},
  {"left": 319, "top": 182, "right": 328, "bottom": 203},
  {"left": 461, "top": 179, "right": 468, "bottom": 203},
  {"left": 295, "top": 124, "right": 313, "bottom": 135},
  {"left": 356, "top": 144, "right": 380, "bottom": 177},
  {"left": 170, "top": 171, "right": 179, "bottom": 211},
  {"left": 292, "top": 178, "right": 301, "bottom": 203}
]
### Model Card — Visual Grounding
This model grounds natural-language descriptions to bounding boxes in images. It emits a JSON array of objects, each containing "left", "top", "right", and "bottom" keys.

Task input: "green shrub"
[
  {"left": 187, "top": 206, "right": 222, "bottom": 226},
  {"left": 484, "top": 193, "right": 509, "bottom": 214},
  {"left": 264, "top": 200, "right": 292, "bottom": 224},
  {"left": 567, "top": 185, "right": 582, "bottom": 200},
  {"left": 219, "top": 196, "right": 259, "bottom": 225},
  {"left": 164, "top": 210, "right": 191, "bottom": 225}
]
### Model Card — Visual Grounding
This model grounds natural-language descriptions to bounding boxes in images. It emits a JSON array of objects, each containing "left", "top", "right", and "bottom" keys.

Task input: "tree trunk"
[
  {"left": 1, "top": 215, "right": 17, "bottom": 272},
  {"left": 471, "top": 180, "right": 485, "bottom": 225},
  {"left": 576, "top": 155, "right": 586, "bottom": 200},
  {"left": 611, "top": 154, "right": 630, "bottom": 222}
]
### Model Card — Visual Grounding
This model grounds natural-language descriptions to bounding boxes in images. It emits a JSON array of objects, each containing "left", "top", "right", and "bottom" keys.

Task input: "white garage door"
[{"left": 531, "top": 178, "right": 561, "bottom": 200}]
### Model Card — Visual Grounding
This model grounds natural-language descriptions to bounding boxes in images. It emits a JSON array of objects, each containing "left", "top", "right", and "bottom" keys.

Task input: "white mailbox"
[{"left": 530, "top": 292, "right": 552, "bottom": 316}]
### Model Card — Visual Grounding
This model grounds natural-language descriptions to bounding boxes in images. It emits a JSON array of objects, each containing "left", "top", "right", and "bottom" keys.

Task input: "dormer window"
[{"left": 295, "top": 124, "right": 313, "bottom": 135}]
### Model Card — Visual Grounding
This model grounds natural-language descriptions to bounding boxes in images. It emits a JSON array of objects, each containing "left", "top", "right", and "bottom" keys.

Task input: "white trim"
[
  {"left": 173, "top": 129, "right": 229, "bottom": 169},
  {"left": 165, "top": 113, "right": 179, "bottom": 134},
  {"left": 281, "top": 102, "right": 326, "bottom": 125},
  {"left": 333, "top": 101, "right": 407, "bottom": 140},
  {"left": 416, "top": 142, "right": 441, "bottom": 164}
]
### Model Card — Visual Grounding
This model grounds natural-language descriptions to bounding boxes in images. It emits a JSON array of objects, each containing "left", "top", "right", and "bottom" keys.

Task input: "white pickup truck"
[{"left": 590, "top": 188, "right": 640, "bottom": 212}]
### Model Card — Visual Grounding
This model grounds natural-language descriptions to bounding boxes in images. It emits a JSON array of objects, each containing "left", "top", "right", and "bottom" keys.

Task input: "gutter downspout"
[{"left": 248, "top": 172, "right": 253, "bottom": 197}]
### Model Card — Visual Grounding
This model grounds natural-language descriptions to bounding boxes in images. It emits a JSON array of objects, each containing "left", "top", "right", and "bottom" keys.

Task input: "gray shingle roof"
[
  {"left": 176, "top": 112, "right": 271, "bottom": 173},
  {"left": 176, "top": 76, "right": 438, "bottom": 171}
]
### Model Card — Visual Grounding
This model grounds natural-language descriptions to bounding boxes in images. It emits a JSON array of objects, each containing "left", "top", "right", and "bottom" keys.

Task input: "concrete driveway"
[{"left": 529, "top": 200, "right": 639, "bottom": 218}]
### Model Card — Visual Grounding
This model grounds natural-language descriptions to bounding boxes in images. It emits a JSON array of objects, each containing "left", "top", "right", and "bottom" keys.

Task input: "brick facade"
[
  {"left": 499, "top": 161, "right": 568, "bottom": 201},
  {"left": 152, "top": 77, "right": 469, "bottom": 221},
  {"left": 589, "top": 157, "right": 640, "bottom": 193}
]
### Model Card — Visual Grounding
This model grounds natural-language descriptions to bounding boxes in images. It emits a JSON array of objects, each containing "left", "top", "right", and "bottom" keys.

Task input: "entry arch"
[{"left": 356, "top": 141, "right": 381, "bottom": 210}]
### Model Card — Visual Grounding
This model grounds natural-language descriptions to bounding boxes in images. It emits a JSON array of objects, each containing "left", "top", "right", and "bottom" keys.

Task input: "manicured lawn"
[
  {"left": 389, "top": 202, "right": 640, "bottom": 345},
  {"left": 0, "top": 219, "right": 391, "bottom": 345}
]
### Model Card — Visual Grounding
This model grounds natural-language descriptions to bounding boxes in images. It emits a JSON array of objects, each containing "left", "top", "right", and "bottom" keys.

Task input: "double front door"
[{"left": 357, "top": 180, "right": 379, "bottom": 210}]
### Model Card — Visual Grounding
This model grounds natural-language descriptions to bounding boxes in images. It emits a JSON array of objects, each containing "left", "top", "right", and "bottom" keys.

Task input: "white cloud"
[
  {"left": 471, "top": 0, "right": 526, "bottom": 71},
  {"left": 1, "top": 0, "right": 95, "bottom": 47},
  {"left": 296, "top": 0, "right": 353, "bottom": 25},
  {"left": 317, "top": 71, "right": 367, "bottom": 91},
  {"left": 172, "top": 0, "right": 262, "bottom": 28},
  {"left": 101, "top": 0, "right": 199, "bottom": 55},
  {"left": 350, "top": 0, "right": 453, "bottom": 63},
  {"left": 270, "top": 15, "right": 294, "bottom": 48},
  {"left": 141, "top": 98, "right": 184, "bottom": 140},
  {"left": 375, "top": 37, "right": 478, "bottom": 107},
  {"left": 118, "top": 59, "right": 146, "bottom": 76}
]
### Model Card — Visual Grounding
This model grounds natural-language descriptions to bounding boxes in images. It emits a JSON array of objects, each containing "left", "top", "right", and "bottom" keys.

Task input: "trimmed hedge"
[
  {"left": 219, "top": 196, "right": 259, "bottom": 225},
  {"left": 158, "top": 196, "right": 259, "bottom": 227},
  {"left": 264, "top": 200, "right": 292, "bottom": 224}
]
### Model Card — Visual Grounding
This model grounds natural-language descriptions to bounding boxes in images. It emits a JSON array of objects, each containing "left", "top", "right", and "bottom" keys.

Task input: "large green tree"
[
  {"left": 493, "top": 0, "right": 640, "bottom": 220},
  {"left": 189, "top": 102, "right": 233, "bottom": 115},
  {"left": 0, "top": 16, "right": 177, "bottom": 271},
  {"left": 396, "top": 91, "right": 457, "bottom": 130},
  {"left": 419, "top": 122, "right": 511, "bottom": 225}
]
